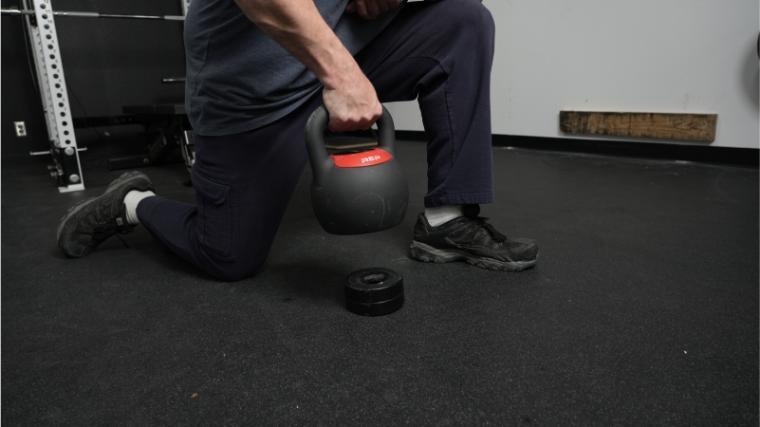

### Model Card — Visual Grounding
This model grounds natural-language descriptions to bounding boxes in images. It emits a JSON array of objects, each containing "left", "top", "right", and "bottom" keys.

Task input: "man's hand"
[
  {"left": 346, "top": 0, "right": 402, "bottom": 20},
  {"left": 322, "top": 67, "right": 382, "bottom": 132}
]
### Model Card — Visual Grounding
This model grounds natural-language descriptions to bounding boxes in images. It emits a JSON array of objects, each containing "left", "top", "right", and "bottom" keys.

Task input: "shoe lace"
[
  {"left": 471, "top": 217, "right": 507, "bottom": 243},
  {"left": 460, "top": 205, "right": 507, "bottom": 243},
  {"left": 91, "top": 202, "right": 129, "bottom": 241}
]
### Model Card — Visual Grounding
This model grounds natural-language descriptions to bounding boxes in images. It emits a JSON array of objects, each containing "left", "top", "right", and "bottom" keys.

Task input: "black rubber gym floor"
[{"left": 2, "top": 140, "right": 758, "bottom": 425}]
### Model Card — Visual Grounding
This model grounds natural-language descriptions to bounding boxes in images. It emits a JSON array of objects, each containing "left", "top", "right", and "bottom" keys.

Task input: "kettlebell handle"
[{"left": 305, "top": 105, "right": 397, "bottom": 181}]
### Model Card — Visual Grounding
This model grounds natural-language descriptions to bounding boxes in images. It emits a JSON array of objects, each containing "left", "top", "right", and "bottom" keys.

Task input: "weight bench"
[{"left": 106, "top": 103, "right": 194, "bottom": 172}]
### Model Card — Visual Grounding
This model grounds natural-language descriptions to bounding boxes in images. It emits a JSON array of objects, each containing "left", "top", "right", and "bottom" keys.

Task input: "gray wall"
[
  {"left": 1, "top": 0, "right": 186, "bottom": 158},
  {"left": 387, "top": 0, "right": 760, "bottom": 148}
]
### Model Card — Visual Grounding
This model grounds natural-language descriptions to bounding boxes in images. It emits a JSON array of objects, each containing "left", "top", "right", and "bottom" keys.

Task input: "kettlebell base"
[
  {"left": 318, "top": 220, "right": 399, "bottom": 235},
  {"left": 311, "top": 163, "right": 409, "bottom": 235}
]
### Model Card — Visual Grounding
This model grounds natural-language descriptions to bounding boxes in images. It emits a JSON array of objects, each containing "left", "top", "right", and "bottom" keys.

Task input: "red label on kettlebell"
[{"left": 331, "top": 148, "right": 393, "bottom": 168}]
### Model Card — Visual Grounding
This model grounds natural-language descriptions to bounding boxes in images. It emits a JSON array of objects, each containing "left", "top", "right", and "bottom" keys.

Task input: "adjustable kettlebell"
[{"left": 305, "top": 106, "right": 409, "bottom": 235}]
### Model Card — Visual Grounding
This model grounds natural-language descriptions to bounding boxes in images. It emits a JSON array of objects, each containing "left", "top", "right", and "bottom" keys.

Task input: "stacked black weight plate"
[{"left": 345, "top": 268, "right": 404, "bottom": 316}]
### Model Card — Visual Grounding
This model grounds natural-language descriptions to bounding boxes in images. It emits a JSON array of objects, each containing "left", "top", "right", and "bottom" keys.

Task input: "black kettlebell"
[{"left": 305, "top": 106, "right": 409, "bottom": 235}]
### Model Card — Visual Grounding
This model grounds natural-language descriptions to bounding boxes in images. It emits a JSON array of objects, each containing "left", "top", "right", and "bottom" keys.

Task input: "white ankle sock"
[
  {"left": 425, "top": 205, "right": 462, "bottom": 227},
  {"left": 123, "top": 190, "right": 155, "bottom": 225}
]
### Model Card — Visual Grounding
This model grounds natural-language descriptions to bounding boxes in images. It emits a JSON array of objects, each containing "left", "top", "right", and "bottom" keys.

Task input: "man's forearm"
[
  {"left": 234, "top": 0, "right": 383, "bottom": 131},
  {"left": 234, "top": 0, "right": 361, "bottom": 90}
]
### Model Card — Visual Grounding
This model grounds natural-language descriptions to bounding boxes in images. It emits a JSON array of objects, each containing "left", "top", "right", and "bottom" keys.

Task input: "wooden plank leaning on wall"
[{"left": 560, "top": 111, "right": 718, "bottom": 142}]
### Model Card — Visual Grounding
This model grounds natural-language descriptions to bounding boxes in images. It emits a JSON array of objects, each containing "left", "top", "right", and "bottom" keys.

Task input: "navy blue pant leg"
[
  {"left": 356, "top": 0, "right": 496, "bottom": 207},
  {"left": 137, "top": 0, "right": 496, "bottom": 280},
  {"left": 138, "top": 96, "right": 322, "bottom": 281}
]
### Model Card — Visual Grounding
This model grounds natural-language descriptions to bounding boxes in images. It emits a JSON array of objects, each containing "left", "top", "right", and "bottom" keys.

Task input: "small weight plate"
[
  {"left": 346, "top": 293, "right": 404, "bottom": 317},
  {"left": 345, "top": 267, "right": 404, "bottom": 303}
]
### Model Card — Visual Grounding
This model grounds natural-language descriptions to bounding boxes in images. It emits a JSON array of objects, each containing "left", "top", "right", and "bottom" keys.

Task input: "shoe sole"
[
  {"left": 56, "top": 171, "right": 151, "bottom": 257},
  {"left": 408, "top": 240, "right": 538, "bottom": 272},
  {"left": 56, "top": 197, "right": 99, "bottom": 257}
]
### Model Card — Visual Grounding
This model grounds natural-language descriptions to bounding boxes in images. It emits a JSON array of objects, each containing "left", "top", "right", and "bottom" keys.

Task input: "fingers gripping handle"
[
  {"left": 374, "top": 106, "right": 396, "bottom": 155},
  {"left": 305, "top": 105, "right": 396, "bottom": 184}
]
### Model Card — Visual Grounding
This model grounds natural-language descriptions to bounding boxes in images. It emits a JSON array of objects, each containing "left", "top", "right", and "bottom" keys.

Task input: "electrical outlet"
[{"left": 14, "top": 121, "right": 27, "bottom": 137}]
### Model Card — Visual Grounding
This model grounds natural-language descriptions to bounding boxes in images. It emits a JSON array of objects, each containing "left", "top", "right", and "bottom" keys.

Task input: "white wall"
[{"left": 387, "top": 0, "right": 760, "bottom": 149}]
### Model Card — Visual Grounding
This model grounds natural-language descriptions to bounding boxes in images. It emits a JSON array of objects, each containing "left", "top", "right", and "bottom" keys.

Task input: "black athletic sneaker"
[
  {"left": 408, "top": 205, "right": 538, "bottom": 271},
  {"left": 57, "top": 171, "right": 154, "bottom": 258}
]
